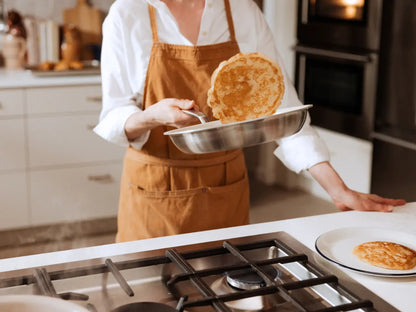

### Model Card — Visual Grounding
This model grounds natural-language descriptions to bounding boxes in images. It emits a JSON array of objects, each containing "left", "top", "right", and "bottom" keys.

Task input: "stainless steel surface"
[
  {"left": 164, "top": 105, "right": 311, "bottom": 154},
  {"left": 294, "top": 45, "right": 373, "bottom": 63},
  {"left": 371, "top": 132, "right": 416, "bottom": 152},
  {"left": 0, "top": 232, "right": 398, "bottom": 312},
  {"left": 182, "top": 109, "right": 210, "bottom": 124}
]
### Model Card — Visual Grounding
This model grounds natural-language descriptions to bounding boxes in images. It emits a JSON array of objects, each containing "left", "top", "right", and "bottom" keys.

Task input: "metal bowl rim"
[{"left": 164, "top": 105, "right": 312, "bottom": 136}]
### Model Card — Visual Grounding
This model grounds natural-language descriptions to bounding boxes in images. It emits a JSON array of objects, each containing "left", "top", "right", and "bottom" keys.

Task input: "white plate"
[
  {"left": 315, "top": 227, "right": 416, "bottom": 277},
  {"left": 0, "top": 295, "right": 89, "bottom": 312}
]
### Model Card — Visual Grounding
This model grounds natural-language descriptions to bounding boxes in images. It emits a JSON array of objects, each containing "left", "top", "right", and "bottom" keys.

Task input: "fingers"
[
  {"left": 173, "top": 99, "right": 196, "bottom": 110},
  {"left": 367, "top": 193, "right": 406, "bottom": 206},
  {"left": 368, "top": 194, "right": 406, "bottom": 206}
]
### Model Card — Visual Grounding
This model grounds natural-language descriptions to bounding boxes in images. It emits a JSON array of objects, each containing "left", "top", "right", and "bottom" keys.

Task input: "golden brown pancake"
[
  {"left": 207, "top": 52, "right": 285, "bottom": 123},
  {"left": 353, "top": 241, "right": 416, "bottom": 270}
]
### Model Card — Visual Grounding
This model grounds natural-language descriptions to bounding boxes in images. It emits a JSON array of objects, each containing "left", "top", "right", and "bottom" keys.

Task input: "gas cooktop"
[{"left": 0, "top": 232, "right": 399, "bottom": 311}]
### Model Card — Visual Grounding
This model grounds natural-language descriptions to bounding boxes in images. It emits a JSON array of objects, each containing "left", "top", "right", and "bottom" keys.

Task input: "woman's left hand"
[
  {"left": 308, "top": 161, "right": 406, "bottom": 212},
  {"left": 332, "top": 189, "right": 406, "bottom": 212}
]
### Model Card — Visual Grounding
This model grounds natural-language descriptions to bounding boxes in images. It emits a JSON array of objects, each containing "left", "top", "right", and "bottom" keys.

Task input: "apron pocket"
[{"left": 124, "top": 174, "right": 250, "bottom": 239}]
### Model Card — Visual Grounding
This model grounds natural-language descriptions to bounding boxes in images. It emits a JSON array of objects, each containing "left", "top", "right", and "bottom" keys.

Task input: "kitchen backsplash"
[{"left": 3, "top": 0, "right": 114, "bottom": 23}]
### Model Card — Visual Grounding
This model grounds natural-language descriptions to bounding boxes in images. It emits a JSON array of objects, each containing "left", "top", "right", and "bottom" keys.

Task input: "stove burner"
[
  {"left": 112, "top": 302, "right": 177, "bottom": 312},
  {"left": 225, "top": 265, "right": 279, "bottom": 290}
]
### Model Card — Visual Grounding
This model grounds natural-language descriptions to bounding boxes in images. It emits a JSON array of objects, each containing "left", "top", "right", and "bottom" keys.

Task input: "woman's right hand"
[
  {"left": 124, "top": 98, "right": 199, "bottom": 141},
  {"left": 144, "top": 98, "right": 199, "bottom": 128}
]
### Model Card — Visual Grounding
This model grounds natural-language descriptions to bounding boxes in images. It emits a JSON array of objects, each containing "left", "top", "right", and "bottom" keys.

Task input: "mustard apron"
[{"left": 116, "top": 0, "right": 249, "bottom": 242}]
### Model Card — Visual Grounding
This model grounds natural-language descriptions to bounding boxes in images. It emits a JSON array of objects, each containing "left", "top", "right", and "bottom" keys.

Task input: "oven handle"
[{"left": 294, "top": 45, "right": 374, "bottom": 63}]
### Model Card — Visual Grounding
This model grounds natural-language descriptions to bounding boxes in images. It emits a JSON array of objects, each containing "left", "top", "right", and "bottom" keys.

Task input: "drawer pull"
[
  {"left": 86, "top": 96, "right": 102, "bottom": 103},
  {"left": 86, "top": 124, "right": 97, "bottom": 130},
  {"left": 88, "top": 174, "right": 114, "bottom": 184}
]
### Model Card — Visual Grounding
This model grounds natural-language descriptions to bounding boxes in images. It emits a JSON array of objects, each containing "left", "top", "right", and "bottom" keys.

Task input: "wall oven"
[
  {"left": 297, "top": 0, "right": 383, "bottom": 51},
  {"left": 295, "top": 45, "right": 378, "bottom": 139}
]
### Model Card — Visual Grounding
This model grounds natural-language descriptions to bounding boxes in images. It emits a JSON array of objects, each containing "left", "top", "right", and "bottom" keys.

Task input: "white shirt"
[{"left": 94, "top": 0, "right": 330, "bottom": 173}]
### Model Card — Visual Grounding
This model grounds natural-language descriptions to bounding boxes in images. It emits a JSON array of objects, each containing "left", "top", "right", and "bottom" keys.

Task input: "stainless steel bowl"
[{"left": 164, "top": 105, "right": 312, "bottom": 154}]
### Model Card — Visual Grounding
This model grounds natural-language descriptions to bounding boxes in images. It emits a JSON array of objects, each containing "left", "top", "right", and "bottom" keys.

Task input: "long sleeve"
[{"left": 93, "top": 4, "right": 150, "bottom": 149}]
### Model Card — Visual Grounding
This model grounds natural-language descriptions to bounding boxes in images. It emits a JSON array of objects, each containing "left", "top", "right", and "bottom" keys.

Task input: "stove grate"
[
  {"left": 0, "top": 236, "right": 381, "bottom": 312},
  {"left": 166, "top": 239, "right": 376, "bottom": 312}
]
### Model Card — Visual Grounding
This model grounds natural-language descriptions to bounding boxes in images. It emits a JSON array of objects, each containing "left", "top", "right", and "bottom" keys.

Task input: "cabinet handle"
[
  {"left": 88, "top": 174, "right": 114, "bottom": 183},
  {"left": 86, "top": 96, "right": 102, "bottom": 103},
  {"left": 86, "top": 124, "right": 97, "bottom": 130},
  {"left": 0, "top": 102, "right": 3, "bottom": 109}
]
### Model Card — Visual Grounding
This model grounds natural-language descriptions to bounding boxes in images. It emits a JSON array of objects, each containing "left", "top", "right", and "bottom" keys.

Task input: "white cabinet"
[
  {"left": 28, "top": 114, "right": 123, "bottom": 168},
  {"left": 0, "top": 119, "right": 26, "bottom": 171},
  {"left": 0, "top": 172, "right": 29, "bottom": 228},
  {"left": 26, "top": 85, "right": 102, "bottom": 115},
  {"left": 0, "top": 83, "right": 124, "bottom": 230},
  {"left": 30, "top": 163, "right": 122, "bottom": 224},
  {"left": 0, "top": 89, "right": 25, "bottom": 117},
  {"left": 0, "top": 89, "right": 29, "bottom": 229}
]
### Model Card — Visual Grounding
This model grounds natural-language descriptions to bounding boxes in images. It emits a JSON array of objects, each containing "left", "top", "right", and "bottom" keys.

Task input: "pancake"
[
  {"left": 207, "top": 52, "right": 285, "bottom": 123},
  {"left": 353, "top": 241, "right": 416, "bottom": 270}
]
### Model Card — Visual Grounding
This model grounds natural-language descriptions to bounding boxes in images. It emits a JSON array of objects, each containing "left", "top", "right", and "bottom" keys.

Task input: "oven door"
[
  {"left": 295, "top": 45, "right": 378, "bottom": 139},
  {"left": 297, "top": 0, "right": 383, "bottom": 50}
]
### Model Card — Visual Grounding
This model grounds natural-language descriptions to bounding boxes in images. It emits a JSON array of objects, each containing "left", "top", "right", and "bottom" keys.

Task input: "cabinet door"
[
  {"left": 30, "top": 162, "right": 122, "bottom": 225},
  {"left": 0, "top": 89, "right": 25, "bottom": 117},
  {"left": 27, "top": 114, "right": 124, "bottom": 168},
  {"left": 26, "top": 85, "right": 103, "bottom": 114},
  {"left": 0, "top": 172, "right": 29, "bottom": 229},
  {"left": 0, "top": 119, "right": 26, "bottom": 171}
]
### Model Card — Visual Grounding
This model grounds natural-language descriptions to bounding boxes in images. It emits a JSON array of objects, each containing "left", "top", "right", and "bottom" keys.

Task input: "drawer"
[
  {"left": 28, "top": 114, "right": 124, "bottom": 167},
  {"left": 0, "top": 171, "right": 29, "bottom": 229},
  {"left": 0, "top": 89, "right": 25, "bottom": 117},
  {"left": 0, "top": 119, "right": 26, "bottom": 171},
  {"left": 26, "top": 85, "right": 102, "bottom": 115},
  {"left": 30, "top": 162, "right": 122, "bottom": 225}
]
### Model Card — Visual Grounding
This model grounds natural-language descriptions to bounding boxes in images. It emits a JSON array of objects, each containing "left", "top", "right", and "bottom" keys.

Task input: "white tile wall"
[{"left": 3, "top": 0, "right": 114, "bottom": 23}]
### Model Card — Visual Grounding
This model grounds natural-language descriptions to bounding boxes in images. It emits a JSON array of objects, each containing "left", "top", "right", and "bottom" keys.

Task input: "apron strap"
[
  {"left": 148, "top": 4, "right": 160, "bottom": 43},
  {"left": 223, "top": 0, "right": 236, "bottom": 42}
]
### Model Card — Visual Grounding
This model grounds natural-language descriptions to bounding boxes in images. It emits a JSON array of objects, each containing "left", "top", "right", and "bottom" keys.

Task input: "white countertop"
[
  {"left": 1, "top": 203, "right": 415, "bottom": 311},
  {"left": 0, "top": 69, "right": 101, "bottom": 88}
]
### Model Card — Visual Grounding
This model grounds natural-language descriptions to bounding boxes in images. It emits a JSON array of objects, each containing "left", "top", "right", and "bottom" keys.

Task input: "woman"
[{"left": 94, "top": 0, "right": 405, "bottom": 242}]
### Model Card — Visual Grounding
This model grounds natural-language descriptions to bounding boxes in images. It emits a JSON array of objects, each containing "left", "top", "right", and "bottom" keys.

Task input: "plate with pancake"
[{"left": 315, "top": 227, "right": 416, "bottom": 277}]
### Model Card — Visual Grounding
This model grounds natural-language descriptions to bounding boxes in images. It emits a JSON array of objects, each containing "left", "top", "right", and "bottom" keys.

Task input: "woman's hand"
[
  {"left": 332, "top": 188, "right": 406, "bottom": 212},
  {"left": 144, "top": 98, "right": 200, "bottom": 128},
  {"left": 308, "top": 162, "right": 406, "bottom": 212},
  {"left": 125, "top": 98, "right": 199, "bottom": 141}
]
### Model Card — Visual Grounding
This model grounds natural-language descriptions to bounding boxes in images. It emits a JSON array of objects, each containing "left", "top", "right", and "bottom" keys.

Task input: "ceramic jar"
[{"left": 2, "top": 34, "right": 26, "bottom": 69}]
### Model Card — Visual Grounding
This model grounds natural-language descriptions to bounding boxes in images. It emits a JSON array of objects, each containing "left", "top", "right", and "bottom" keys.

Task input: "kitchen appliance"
[
  {"left": 370, "top": 0, "right": 416, "bottom": 201},
  {"left": 297, "top": 0, "right": 383, "bottom": 51},
  {"left": 164, "top": 105, "right": 310, "bottom": 154},
  {"left": 295, "top": 0, "right": 383, "bottom": 140},
  {"left": 294, "top": 46, "right": 377, "bottom": 139},
  {"left": 0, "top": 232, "right": 398, "bottom": 311}
]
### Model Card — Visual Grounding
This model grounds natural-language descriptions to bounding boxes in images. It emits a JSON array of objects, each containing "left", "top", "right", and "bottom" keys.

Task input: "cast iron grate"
[{"left": 0, "top": 239, "right": 377, "bottom": 312}]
